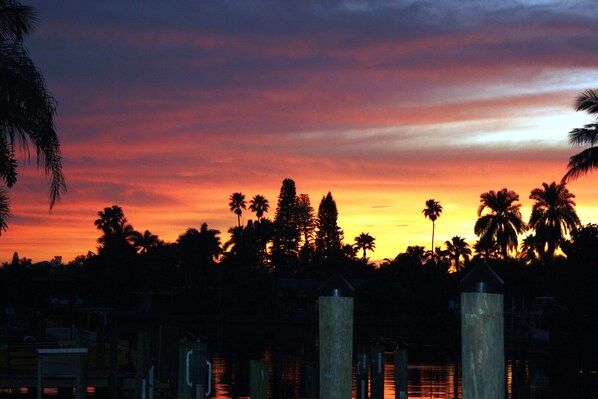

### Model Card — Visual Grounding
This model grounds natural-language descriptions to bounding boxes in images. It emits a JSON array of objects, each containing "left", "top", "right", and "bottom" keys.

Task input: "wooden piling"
[
  {"left": 250, "top": 360, "right": 269, "bottom": 399},
  {"left": 460, "top": 262, "right": 505, "bottom": 399},
  {"left": 318, "top": 273, "right": 354, "bottom": 399},
  {"left": 393, "top": 347, "right": 407, "bottom": 399},
  {"left": 356, "top": 348, "right": 368, "bottom": 399},
  {"left": 177, "top": 340, "right": 207, "bottom": 399},
  {"left": 370, "top": 344, "right": 384, "bottom": 399}
]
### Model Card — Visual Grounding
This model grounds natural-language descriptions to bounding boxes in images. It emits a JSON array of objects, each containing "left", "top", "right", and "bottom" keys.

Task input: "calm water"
[{"left": 201, "top": 321, "right": 598, "bottom": 399}]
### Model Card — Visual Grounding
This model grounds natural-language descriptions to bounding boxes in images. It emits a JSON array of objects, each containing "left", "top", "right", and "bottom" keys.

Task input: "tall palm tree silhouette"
[
  {"left": 229, "top": 192, "right": 246, "bottom": 227},
  {"left": 0, "top": 1, "right": 66, "bottom": 232},
  {"left": 94, "top": 205, "right": 140, "bottom": 256},
  {"left": 249, "top": 194, "right": 269, "bottom": 222},
  {"left": 354, "top": 232, "right": 376, "bottom": 261},
  {"left": 529, "top": 181, "right": 580, "bottom": 259},
  {"left": 422, "top": 199, "right": 442, "bottom": 254},
  {"left": 474, "top": 188, "right": 525, "bottom": 259},
  {"left": 444, "top": 236, "right": 471, "bottom": 272},
  {"left": 563, "top": 89, "right": 598, "bottom": 182}
]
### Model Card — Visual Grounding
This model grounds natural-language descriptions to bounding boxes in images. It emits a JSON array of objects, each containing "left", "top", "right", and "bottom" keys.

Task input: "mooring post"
[
  {"left": 177, "top": 339, "right": 208, "bottom": 399},
  {"left": 370, "top": 342, "right": 384, "bottom": 399},
  {"left": 460, "top": 262, "right": 505, "bottom": 399},
  {"left": 393, "top": 345, "right": 407, "bottom": 399},
  {"left": 250, "top": 359, "right": 270, "bottom": 399},
  {"left": 356, "top": 347, "right": 368, "bottom": 399},
  {"left": 319, "top": 273, "right": 354, "bottom": 399}
]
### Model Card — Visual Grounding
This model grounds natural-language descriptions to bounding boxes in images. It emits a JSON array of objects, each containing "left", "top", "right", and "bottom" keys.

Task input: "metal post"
[
  {"left": 370, "top": 343, "right": 384, "bottom": 399},
  {"left": 319, "top": 273, "right": 354, "bottom": 399},
  {"left": 460, "top": 262, "right": 505, "bottom": 399}
]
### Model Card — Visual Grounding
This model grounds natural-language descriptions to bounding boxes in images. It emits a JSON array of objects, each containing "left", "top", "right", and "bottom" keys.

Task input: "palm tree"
[
  {"left": 563, "top": 89, "right": 598, "bottom": 182},
  {"left": 474, "top": 188, "right": 526, "bottom": 259},
  {"left": 198, "top": 222, "right": 222, "bottom": 264},
  {"left": 0, "top": 1, "right": 66, "bottom": 233},
  {"left": 249, "top": 194, "right": 269, "bottom": 222},
  {"left": 528, "top": 181, "right": 580, "bottom": 259},
  {"left": 94, "top": 205, "right": 126, "bottom": 236},
  {"left": 94, "top": 205, "right": 140, "bottom": 256},
  {"left": 444, "top": 236, "right": 471, "bottom": 272},
  {"left": 0, "top": 190, "right": 9, "bottom": 232},
  {"left": 473, "top": 236, "right": 500, "bottom": 260},
  {"left": 133, "top": 230, "right": 162, "bottom": 254},
  {"left": 354, "top": 232, "right": 376, "bottom": 261},
  {"left": 518, "top": 234, "right": 539, "bottom": 264},
  {"left": 422, "top": 199, "right": 443, "bottom": 253},
  {"left": 229, "top": 192, "right": 246, "bottom": 227}
]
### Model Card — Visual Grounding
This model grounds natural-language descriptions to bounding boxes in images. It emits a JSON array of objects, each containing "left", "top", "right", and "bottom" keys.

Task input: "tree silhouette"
[
  {"left": 563, "top": 89, "right": 598, "bottom": 182},
  {"left": 271, "top": 179, "right": 300, "bottom": 271},
  {"left": 177, "top": 223, "right": 222, "bottom": 271},
  {"left": 198, "top": 222, "right": 222, "bottom": 264},
  {"left": 444, "top": 236, "right": 471, "bottom": 272},
  {"left": 474, "top": 188, "right": 525, "bottom": 259},
  {"left": 315, "top": 192, "right": 344, "bottom": 259},
  {"left": 94, "top": 205, "right": 139, "bottom": 254},
  {"left": 132, "top": 230, "right": 162, "bottom": 254},
  {"left": 0, "top": 0, "right": 66, "bottom": 233},
  {"left": 223, "top": 222, "right": 260, "bottom": 274},
  {"left": 528, "top": 181, "right": 580, "bottom": 259},
  {"left": 422, "top": 199, "right": 442, "bottom": 254},
  {"left": 229, "top": 192, "right": 246, "bottom": 227},
  {"left": 518, "top": 234, "right": 539, "bottom": 264},
  {"left": 354, "top": 232, "right": 376, "bottom": 261},
  {"left": 296, "top": 193, "right": 315, "bottom": 250},
  {"left": 249, "top": 194, "right": 269, "bottom": 222},
  {"left": 473, "top": 236, "right": 500, "bottom": 260}
]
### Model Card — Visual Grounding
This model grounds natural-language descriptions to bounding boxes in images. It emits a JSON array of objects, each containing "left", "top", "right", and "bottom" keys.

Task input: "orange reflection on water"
[{"left": 210, "top": 348, "right": 463, "bottom": 399}]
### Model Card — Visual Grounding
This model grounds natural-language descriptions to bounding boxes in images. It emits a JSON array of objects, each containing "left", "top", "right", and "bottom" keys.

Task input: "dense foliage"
[{"left": 1, "top": 179, "right": 596, "bottom": 334}]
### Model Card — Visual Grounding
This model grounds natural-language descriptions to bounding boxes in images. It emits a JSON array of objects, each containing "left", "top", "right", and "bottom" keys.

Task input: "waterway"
[{"left": 201, "top": 320, "right": 598, "bottom": 399}]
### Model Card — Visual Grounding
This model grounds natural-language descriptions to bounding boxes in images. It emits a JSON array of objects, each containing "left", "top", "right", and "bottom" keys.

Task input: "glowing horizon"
[{"left": 3, "top": 0, "right": 598, "bottom": 264}]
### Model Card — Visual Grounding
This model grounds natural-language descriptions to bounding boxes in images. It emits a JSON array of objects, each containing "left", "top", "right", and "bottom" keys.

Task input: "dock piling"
[
  {"left": 318, "top": 273, "right": 354, "bottom": 399},
  {"left": 460, "top": 262, "right": 505, "bottom": 399},
  {"left": 370, "top": 343, "right": 384, "bottom": 399},
  {"left": 393, "top": 346, "right": 407, "bottom": 399}
]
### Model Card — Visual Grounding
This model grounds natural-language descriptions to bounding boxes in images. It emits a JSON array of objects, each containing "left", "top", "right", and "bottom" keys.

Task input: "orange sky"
[{"left": 4, "top": 0, "right": 598, "bottom": 263}]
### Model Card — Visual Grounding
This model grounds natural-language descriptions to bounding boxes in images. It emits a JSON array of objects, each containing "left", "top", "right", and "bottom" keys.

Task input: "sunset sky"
[{"left": 4, "top": 0, "right": 598, "bottom": 263}]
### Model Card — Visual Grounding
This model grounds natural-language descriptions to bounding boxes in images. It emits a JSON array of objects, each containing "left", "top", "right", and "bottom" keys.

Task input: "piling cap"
[
  {"left": 460, "top": 262, "right": 504, "bottom": 294},
  {"left": 318, "top": 273, "right": 355, "bottom": 297}
]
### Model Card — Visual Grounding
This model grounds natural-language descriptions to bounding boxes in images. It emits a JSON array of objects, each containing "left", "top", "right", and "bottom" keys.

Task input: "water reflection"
[{"left": 204, "top": 322, "right": 596, "bottom": 399}]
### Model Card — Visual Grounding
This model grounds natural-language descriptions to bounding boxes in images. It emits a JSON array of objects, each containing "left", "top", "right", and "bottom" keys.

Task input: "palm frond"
[
  {"left": 0, "top": 188, "right": 9, "bottom": 234},
  {"left": 575, "top": 89, "right": 598, "bottom": 115},
  {"left": 0, "top": 0, "right": 36, "bottom": 43},
  {"left": 562, "top": 146, "right": 598, "bottom": 183},
  {"left": 568, "top": 124, "right": 598, "bottom": 147}
]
